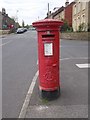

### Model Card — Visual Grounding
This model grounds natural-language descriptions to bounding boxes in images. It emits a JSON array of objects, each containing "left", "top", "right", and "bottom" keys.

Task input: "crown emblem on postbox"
[{"left": 46, "top": 30, "right": 50, "bottom": 35}]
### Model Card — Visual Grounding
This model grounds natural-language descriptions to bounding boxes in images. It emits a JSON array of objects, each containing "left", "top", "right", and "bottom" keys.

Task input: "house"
[
  {"left": 72, "top": 0, "right": 90, "bottom": 31},
  {"left": 0, "top": 8, "right": 19, "bottom": 30},
  {"left": 88, "top": 1, "right": 90, "bottom": 31},
  {"left": 46, "top": 6, "right": 65, "bottom": 21},
  {"left": 46, "top": 0, "right": 75, "bottom": 28},
  {"left": 53, "top": 6, "right": 65, "bottom": 21},
  {"left": 2, "top": 8, "right": 16, "bottom": 30},
  {"left": 0, "top": 12, "right": 2, "bottom": 29},
  {"left": 65, "top": 1, "right": 75, "bottom": 27}
]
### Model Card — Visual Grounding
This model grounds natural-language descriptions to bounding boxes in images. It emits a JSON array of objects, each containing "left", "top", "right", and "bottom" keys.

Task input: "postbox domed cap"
[{"left": 32, "top": 19, "right": 63, "bottom": 28}]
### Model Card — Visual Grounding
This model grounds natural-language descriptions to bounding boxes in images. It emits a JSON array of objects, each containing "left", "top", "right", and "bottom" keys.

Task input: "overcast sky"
[{"left": 0, "top": 0, "right": 74, "bottom": 25}]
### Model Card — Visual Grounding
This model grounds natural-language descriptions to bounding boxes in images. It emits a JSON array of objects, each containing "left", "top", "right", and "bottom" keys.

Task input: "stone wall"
[
  {"left": 61, "top": 32, "right": 90, "bottom": 40},
  {"left": 0, "top": 30, "right": 10, "bottom": 35}
]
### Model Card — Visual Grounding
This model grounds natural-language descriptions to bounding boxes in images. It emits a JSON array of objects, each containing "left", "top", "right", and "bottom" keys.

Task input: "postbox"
[{"left": 32, "top": 19, "right": 63, "bottom": 100}]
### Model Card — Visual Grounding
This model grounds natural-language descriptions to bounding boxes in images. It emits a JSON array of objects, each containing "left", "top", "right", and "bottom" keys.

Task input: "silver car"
[{"left": 16, "top": 28, "right": 24, "bottom": 34}]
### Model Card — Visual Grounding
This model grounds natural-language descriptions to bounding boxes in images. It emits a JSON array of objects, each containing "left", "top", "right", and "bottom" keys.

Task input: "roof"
[
  {"left": 65, "top": 1, "right": 76, "bottom": 8},
  {"left": 53, "top": 6, "right": 65, "bottom": 17}
]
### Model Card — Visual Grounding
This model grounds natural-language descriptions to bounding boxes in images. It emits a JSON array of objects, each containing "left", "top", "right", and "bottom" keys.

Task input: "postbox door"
[{"left": 39, "top": 33, "right": 60, "bottom": 90}]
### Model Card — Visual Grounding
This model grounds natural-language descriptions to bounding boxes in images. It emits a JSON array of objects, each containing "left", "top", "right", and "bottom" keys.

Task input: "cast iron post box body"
[{"left": 33, "top": 19, "right": 63, "bottom": 99}]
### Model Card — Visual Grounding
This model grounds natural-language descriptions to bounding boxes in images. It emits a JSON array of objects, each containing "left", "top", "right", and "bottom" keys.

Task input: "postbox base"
[{"left": 39, "top": 87, "right": 60, "bottom": 101}]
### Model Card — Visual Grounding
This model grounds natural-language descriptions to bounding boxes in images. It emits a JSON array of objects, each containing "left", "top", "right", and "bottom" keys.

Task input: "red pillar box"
[{"left": 32, "top": 19, "right": 63, "bottom": 100}]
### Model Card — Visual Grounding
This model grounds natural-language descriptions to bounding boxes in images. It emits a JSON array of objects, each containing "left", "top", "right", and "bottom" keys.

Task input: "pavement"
[
  {"left": 0, "top": 33, "right": 15, "bottom": 38},
  {"left": 25, "top": 40, "right": 88, "bottom": 118},
  {"left": 0, "top": 35, "right": 7, "bottom": 38},
  {"left": 25, "top": 64, "right": 88, "bottom": 118}
]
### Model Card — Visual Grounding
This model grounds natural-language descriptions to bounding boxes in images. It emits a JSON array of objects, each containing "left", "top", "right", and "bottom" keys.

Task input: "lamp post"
[
  {"left": 15, "top": 10, "right": 19, "bottom": 29},
  {"left": 47, "top": 3, "right": 50, "bottom": 18},
  {"left": 16, "top": 10, "right": 19, "bottom": 22}
]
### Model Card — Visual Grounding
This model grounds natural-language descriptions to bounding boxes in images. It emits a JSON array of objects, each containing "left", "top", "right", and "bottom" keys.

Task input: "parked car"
[
  {"left": 29, "top": 27, "right": 36, "bottom": 30},
  {"left": 16, "top": 28, "right": 25, "bottom": 34},
  {"left": 23, "top": 28, "right": 27, "bottom": 32}
]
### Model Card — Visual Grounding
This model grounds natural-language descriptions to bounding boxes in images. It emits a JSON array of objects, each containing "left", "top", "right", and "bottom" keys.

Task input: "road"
[
  {"left": 1, "top": 31, "right": 88, "bottom": 118},
  {"left": 2, "top": 31, "right": 38, "bottom": 118}
]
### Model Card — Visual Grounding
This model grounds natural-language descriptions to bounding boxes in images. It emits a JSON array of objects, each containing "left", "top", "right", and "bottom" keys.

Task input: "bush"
[
  {"left": 61, "top": 20, "right": 72, "bottom": 32},
  {"left": 78, "top": 23, "right": 87, "bottom": 32}
]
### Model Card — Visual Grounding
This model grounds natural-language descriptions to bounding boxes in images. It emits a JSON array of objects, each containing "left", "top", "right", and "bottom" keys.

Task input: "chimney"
[
  {"left": 65, "top": 0, "right": 69, "bottom": 7},
  {"left": 2, "top": 8, "right": 6, "bottom": 15},
  {"left": 47, "top": 11, "right": 51, "bottom": 18}
]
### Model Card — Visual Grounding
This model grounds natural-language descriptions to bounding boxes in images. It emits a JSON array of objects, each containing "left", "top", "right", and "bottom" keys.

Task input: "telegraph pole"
[
  {"left": 48, "top": 3, "right": 49, "bottom": 13},
  {"left": 47, "top": 3, "right": 50, "bottom": 18}
]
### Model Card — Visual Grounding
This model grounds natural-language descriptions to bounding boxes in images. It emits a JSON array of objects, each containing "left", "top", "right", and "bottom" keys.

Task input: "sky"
[{"left": 0, "top": 0, "right": 74, "bottom": 25}]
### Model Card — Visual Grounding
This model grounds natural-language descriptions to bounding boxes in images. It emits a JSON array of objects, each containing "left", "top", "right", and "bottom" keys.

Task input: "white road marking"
[
  {"left": 0, "top": 40, "right": 12, "bottom": 47},
  {"left": 37, "top": 57, "right": 88, "bottom": 63},
  {"left": 60, "top": 58, "right": 72, "bottom": 61},
  {"left": 18, "top": 70, "right": 39, "bottom": 118},
  {"left": 76, "top": 64, "right": 90, "bottom": 68},
  {"left": 60, "top": 57, "right": 88, "bottom": 61}
]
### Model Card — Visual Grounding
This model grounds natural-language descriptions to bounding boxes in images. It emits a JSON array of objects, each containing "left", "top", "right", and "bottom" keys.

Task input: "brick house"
[
  {"left": 46, "top": 1, "right": 75, "bottom": 28},
  {"left": 2, "top": 8, "right": 16, "bottom": 30},
  {"left": 0, "top": 8, "right": 19, "bottom": 30},
  {"left": 65, "top": 2, "right": 75, "bottom": 27}
]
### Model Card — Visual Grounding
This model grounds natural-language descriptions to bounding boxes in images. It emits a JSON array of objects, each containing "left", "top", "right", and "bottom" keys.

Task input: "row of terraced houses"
[
  {"left": 0, "top": 8, "right": 19, "bottom": 30},
  {"left": 46, "top": 0, "right": 90, "bottom": 32}
]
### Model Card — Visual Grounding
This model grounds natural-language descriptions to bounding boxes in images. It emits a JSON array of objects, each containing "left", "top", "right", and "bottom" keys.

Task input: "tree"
[
  {"left": 11, "top": 16, "right": 20, "bottom": 29},
  {"left": 25, "top": 24, "right": 29, "bottom": 29},
  {"left": 61, "top": 20, "right": 72, "bottom": 32}
]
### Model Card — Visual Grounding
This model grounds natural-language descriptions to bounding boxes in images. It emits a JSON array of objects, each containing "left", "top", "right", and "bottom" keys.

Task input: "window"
[
  {"left": 78, "top": 2, "right": 81, "bottom": 12},
  {"left": 73, "top": 5, "right": 76, "bottom": 15},
  {"left": 82, "top": 2, "right": 86, "bottom": 10},
  {"left": 77, "top": 2, "right": 81, "bottom": 13},
  {"left": 77, "top": 16, "right": 80, "bottom": 30},
  {"left": 81, "top": 14, "right": 85, "bottom": 23}
]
